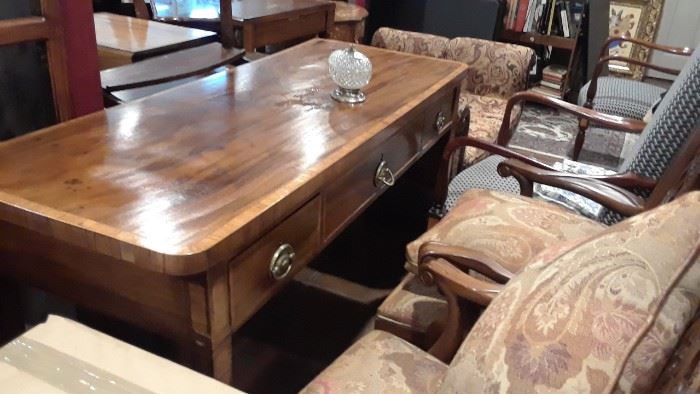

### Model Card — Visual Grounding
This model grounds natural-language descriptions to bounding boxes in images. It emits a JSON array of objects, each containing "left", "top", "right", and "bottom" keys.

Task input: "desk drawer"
[
  {"left": 421, "top": 94, "right": 454, "bottom": 150},
  {"left": 252, "top": 11, "right": 328, "bottom": 47},
  {"left": 229, "top": 196, "right": 321, "bottom": 330},
  {"left": 323, "top": 120, "right": 421, "bottom": 241}
]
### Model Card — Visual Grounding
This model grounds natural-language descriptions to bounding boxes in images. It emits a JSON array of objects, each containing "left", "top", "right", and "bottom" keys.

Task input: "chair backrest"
[
  {"left": 371, "top": 28, "right": 449, "bottom": 59},
  {"left": 132, "top": 0, "right": 236, "bottom": 48},
  {"left": 619, "top": 44, "right": 700, "bottom": 181},
  {"left": 597, "top": 46, "right": 700, "bottom": 224},
  {"left": 439, "top": 192, "right": 700, "bottom": 393},
  {"left": 371, "top": 27, "right": 535, "bottom": 99}
]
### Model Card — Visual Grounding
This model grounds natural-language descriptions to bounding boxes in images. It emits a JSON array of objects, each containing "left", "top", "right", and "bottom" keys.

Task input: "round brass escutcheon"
[
  {"left": 269, "top": 244, "right": 295, "bottom": 280},
  {"left": 434, "top": 111, "right": 447, "bottom": 131},
  {"left": 374, "top": 160, "right": 396, "bottom": 187}
]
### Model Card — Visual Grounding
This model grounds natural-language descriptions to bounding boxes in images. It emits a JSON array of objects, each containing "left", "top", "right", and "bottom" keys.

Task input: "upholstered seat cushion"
[
  {"left": 578, "top": 76, "right": 666, "bottom": 120},
  {"left": 377, "top": 273, "right": 447, "bottom": 339},
  {"left": 300, "top": 330, "right": 447, "bottom": 393},
  {"left": 405, "top": 189, "right": 606, "bottom": 274},
  {"left": 439, "top": 192, "right": 700, "bottom": 393}
]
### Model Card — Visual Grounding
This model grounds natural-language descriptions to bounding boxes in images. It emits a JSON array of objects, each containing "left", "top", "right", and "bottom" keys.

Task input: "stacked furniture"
[{"left": 372, "top": 28, "right": 535, "bottom": 167}]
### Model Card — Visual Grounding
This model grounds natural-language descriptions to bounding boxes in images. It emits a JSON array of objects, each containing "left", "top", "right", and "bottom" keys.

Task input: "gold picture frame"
[{"left": 608, "top": 0, "right": 665, "bottom": 79}]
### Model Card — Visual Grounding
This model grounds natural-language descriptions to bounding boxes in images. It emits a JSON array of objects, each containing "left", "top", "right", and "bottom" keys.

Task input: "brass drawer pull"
[
  {"left": 269, "top": 244, "right": 295, "bottom": 280},
  {"left": 374, "top": 160, "right": 395, "bottom": 187},
  {"left": 434, "top": 111, "right": 447, "bottom": 131}
]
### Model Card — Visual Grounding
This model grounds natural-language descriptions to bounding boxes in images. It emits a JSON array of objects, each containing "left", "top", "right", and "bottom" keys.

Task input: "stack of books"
[
  {"left": 504, "top": 0, "right": 583, "bottom": 37},
  {"left": 531, "top": 64, "right": 567, "bottom": 98}
]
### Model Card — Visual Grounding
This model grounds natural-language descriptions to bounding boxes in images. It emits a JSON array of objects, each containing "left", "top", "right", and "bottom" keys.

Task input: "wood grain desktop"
[{"left": 0, "top": 39, "right": 466, "bottom": 384}]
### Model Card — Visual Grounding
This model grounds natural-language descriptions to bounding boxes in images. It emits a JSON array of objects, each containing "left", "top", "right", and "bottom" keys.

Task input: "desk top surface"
[
  {"left": 94, "top": 13, "right": 216, "bottom": 56},
  {"left": 0, "top": 39, "right": 466, "bottom": 275},
  {"left": 152, "top": 0, "right": 334, "bottom": 22}
]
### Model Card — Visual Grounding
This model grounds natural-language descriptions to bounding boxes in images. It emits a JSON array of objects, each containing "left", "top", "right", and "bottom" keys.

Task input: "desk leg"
[
  {"left": 0, "top": 279, "right": 24, "bottom": 344},
  {"left": 243, "top": 23, "right": 256, "bottom": 53},
  {"left": 177, "top": 333, "right": 233, "bottom": 384},
  {"left": 180, "top": 264, "right": 233, "bottom": 384}
]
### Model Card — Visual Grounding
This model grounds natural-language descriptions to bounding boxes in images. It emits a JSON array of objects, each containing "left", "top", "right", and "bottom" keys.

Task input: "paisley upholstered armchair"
[
  {"left": 372, "top": 27, "right": 535, "bottom": 167},
  {"left": 302, "top": 192, "right": 700, "bottom": 393}
]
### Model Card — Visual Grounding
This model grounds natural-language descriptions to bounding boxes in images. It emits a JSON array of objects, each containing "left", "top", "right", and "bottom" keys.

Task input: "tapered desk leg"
[
  {"left": 181, "top": 263, "right": 234, "bottom": 384},
  {"left": 0, "top": 279, "right": 24, "bottom": 345}
]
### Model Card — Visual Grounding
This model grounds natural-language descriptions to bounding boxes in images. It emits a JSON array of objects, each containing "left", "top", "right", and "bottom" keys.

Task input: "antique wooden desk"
[
  {"left": 0, "top": 39, "right": 465, "bottom": 384},
  {"left": 150, "top": 0, "right": 336, "bottom": 52},
  {"left": 94, "top": 12, "right": 217, "bottom": 69}
]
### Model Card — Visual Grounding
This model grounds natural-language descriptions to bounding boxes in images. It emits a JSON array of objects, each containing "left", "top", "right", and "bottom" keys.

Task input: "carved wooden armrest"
[
  {"left": 598, "top": 36, "right": 693, "bottom": 60},
  {"left": 496, "top": 91, "right": 647, "bottom": 145},
  {"left": 497, "top": 159, "right": 647, "bottom": 217},
  {"left": 584, "top": 36, "right": 693, "bottom": 108},
  {"left": 429, "top": 137, "right": 557, "bottom": 219},
  {"left": 418, "top": 257, "right": 504, "bottom": 361},
  {"left": 418, "top": 241, "right": 514, "bottom": 284}
]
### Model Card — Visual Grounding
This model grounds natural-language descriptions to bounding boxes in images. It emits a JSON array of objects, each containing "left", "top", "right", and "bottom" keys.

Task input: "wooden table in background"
[
  {"left": 0, "top": 39, "right": 465, "bottom": 384},
  {"left": 94, "top": 12, "right": 217, "bottom": 70},
  {"left": 151, "top": 0, "right": 335, "bottom": 52}
]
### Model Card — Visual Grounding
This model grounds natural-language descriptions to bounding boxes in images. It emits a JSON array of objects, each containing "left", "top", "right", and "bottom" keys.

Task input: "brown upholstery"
[
  {"left": 307, "top": 193, "right": 700, "bottom": 392},
  {"left": 372, "top": 28, "right": 534, "bottom": 166}
]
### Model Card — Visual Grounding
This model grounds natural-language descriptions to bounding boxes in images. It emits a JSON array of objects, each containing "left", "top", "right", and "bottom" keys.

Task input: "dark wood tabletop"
[
  {"left": 151, "top": 0, "right": 333, "bottom": 22},
  {"left": 0, "top": 39, "right": 467, "bottom": 276}
]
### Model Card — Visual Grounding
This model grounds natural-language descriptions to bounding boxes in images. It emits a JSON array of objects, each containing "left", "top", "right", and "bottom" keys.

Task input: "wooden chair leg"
[
  {"left": 427, "top": 285, "right": 478, "bottom": 362},
  {"left": 573, "top": 118, "right": 589, "bottom": 160}
]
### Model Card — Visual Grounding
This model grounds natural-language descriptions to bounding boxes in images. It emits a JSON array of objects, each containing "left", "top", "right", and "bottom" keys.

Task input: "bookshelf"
[{"left": 500, "top": 0, "right": 588, "bottom": 102}]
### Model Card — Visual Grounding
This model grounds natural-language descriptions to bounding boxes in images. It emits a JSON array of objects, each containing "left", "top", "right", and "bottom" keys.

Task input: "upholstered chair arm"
[
  {"left": 418, "top": 241, "right": 514, "bottom": 283},
  {"left": 418, "top": 257, "right": 504, "bottom": 361},
  {"left": 497, "top": 91, "right": 647, "bottom": 145},
  {"left": 497, "top": 159, "right": 648, "bottom": 217},
  {"left": 370, "top": 27, "right": 449, "bottom": 59},
  {"left": 446, "top": 37, "right": 535, "bottom": 98}
]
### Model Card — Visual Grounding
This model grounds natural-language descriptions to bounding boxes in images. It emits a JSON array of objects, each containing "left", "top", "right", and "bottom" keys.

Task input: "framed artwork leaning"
[{"left": 608, "top": 0, "right": 665, "bottom": 79}]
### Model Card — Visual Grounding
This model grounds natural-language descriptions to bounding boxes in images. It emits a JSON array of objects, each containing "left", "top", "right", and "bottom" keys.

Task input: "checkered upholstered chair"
[
  {"left": 434, "top": 43, "right": 700, "bottom": 224},
  {"left": 372, "top": 28, "right": 535, "bottom": 166},
  {"left": 574, "top": 36, "right": 694, "bottom": 159},
  {"left": 303, "top": 193, "right": 700, "bottom": 393},
  {"left": 375, "top": 45, "right": 700, "bottom": 349}
]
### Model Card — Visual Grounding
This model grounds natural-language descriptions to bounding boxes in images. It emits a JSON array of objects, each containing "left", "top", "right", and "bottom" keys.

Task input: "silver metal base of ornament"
[{"left": 331, "top": 87, "right": 366, "bottom": 103}]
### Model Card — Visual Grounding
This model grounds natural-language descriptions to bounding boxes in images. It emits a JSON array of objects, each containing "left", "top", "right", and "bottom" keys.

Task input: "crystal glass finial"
[{"left": 328, "top": 45, "right": 372, "bottom": 103}]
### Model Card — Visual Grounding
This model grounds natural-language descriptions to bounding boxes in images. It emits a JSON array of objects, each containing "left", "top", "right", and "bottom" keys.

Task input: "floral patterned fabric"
[
  {"left": 459, "top": 94, "right": 522, "bottom": 165},
  {"left": 300, "top": 330, "right": 447, "bottom": 394},
  {"left": 447, "top": 37, "right": 534, "bottom": 99},
  {"left": 377, "top": 273, "right": 447, "bottom": 342},
  {"left": 371, "top": 28, "right": 534, "bottom": 166},
  {"left": 371, "top": 27, "right": 449, "bottom": 59},
  {"left": 405, "top": 189, "right": 605, "bottom": 275},
  {"left": 439, "top": 192, "right": 700, "bottom": 393}
]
